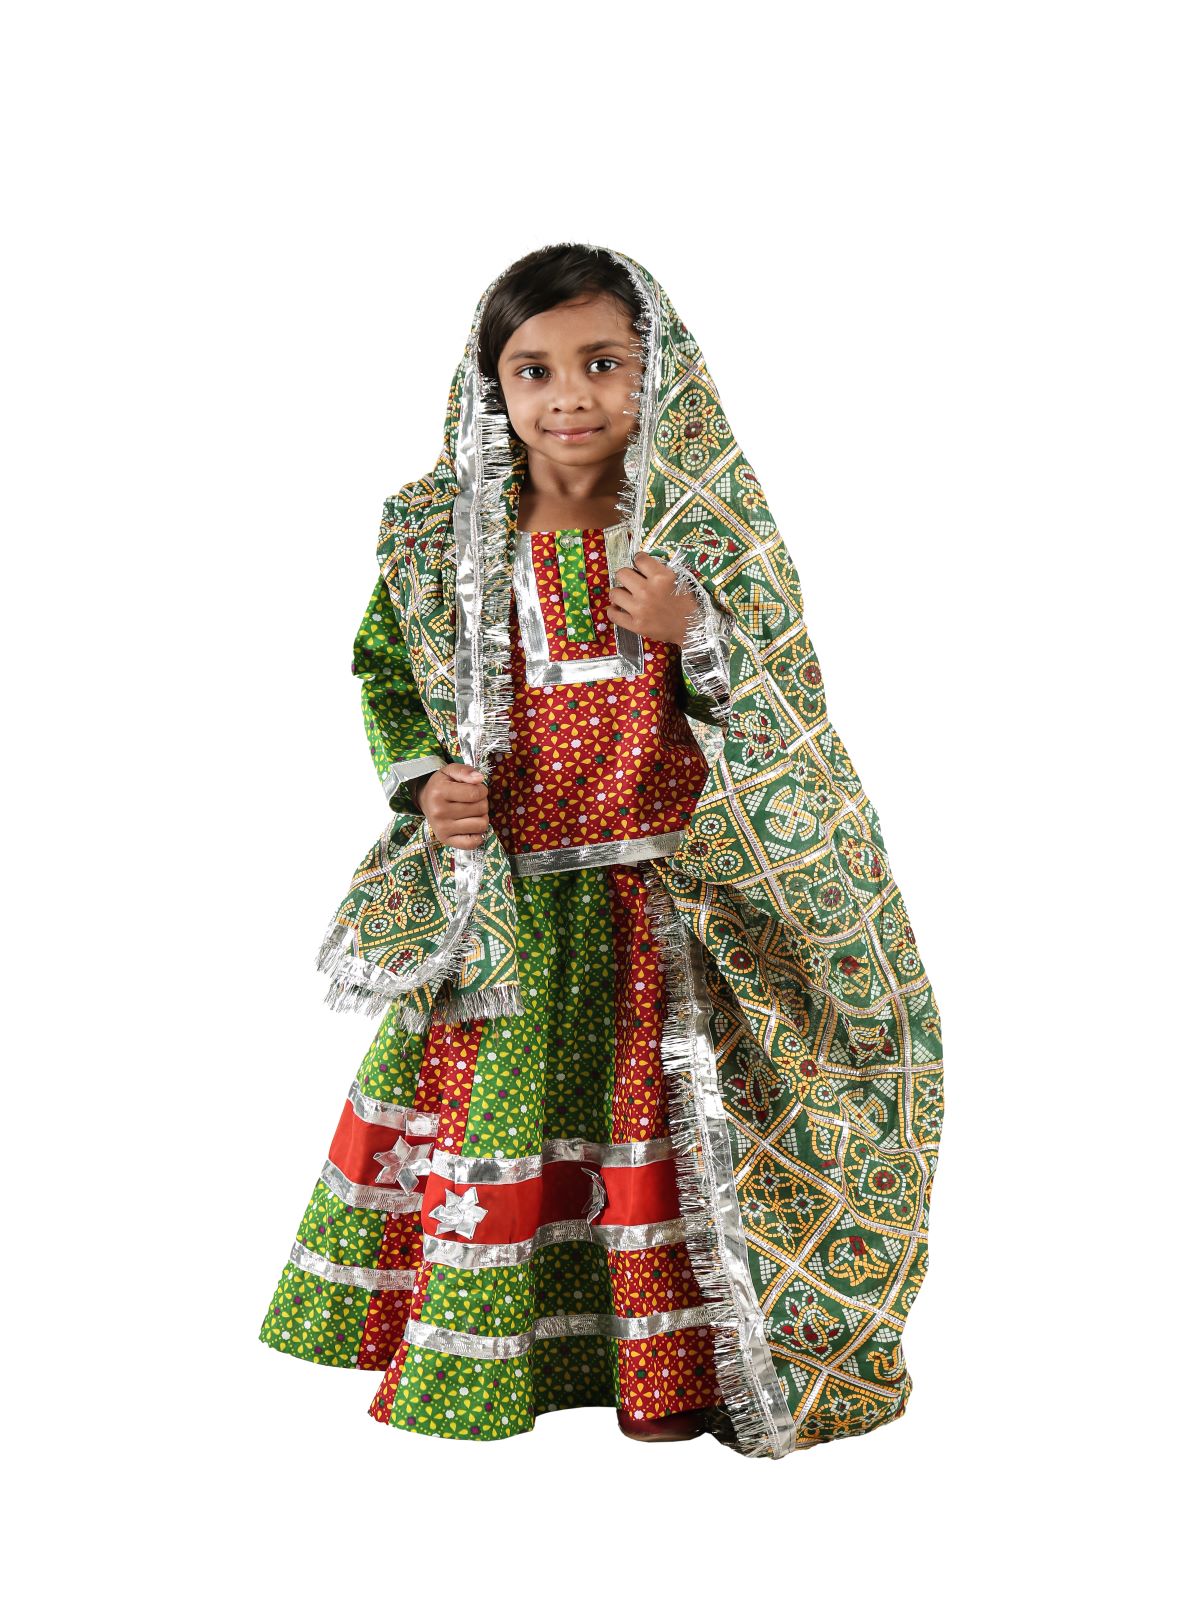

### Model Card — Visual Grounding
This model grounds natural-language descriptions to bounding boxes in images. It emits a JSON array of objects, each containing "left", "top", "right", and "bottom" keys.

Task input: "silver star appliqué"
[
  {"left": 372, "top": 1133, "right": 433, "bottom": 1193},
  {"left": 583, "top": 1167, "right": 607, "bottom": 1224},
  {"left": 428, "top": 1185, "right": 489, "bottom": 1238}
]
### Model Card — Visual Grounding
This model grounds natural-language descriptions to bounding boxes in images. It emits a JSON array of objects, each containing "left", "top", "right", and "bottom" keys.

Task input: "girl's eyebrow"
[{"left": 506, "top": 339, "right": 629, "bottom": 362}]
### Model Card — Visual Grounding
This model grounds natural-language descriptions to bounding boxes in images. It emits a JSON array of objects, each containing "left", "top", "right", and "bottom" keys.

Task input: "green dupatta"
[{"left": 313, "top": 246, "right": 943, "bottom": 1458}]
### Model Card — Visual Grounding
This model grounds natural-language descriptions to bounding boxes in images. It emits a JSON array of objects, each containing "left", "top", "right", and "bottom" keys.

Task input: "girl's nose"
[{"left": 546, "top": 378, "right": 593, "bottom": 412}]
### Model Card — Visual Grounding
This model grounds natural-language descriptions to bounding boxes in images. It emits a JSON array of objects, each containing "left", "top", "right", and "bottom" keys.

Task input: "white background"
[{"left": 5, "top": 2, "right": 1195, "bottom": 1594}]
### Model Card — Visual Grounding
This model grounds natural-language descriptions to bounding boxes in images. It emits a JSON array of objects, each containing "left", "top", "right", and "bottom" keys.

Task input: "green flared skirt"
[{"left": 259, "top": 860, "right": 731, "bottom": 1442}]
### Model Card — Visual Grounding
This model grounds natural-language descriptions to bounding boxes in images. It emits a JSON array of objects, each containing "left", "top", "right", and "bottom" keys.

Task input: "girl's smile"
[{"left": 543, "top": 424, "right": 603, "bottom": 441}]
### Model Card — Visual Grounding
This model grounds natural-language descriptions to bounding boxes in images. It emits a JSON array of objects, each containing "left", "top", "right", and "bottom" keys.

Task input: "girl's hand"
[
  {"left": 606, "top": 552, "right": 700, "bottom": 647},
  {"left": 408, "top": 763, "right": 490, "bottom": 849}
]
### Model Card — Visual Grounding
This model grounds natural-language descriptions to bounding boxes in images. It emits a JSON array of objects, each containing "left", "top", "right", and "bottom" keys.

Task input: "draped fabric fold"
[{"left": 310, "top": 245, "right": 943, "bottom": 1453}]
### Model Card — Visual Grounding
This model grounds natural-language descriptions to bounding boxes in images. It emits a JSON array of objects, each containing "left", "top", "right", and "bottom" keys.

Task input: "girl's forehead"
[{"left": 503, "top": 294, "right": 638, "bottom": 355}]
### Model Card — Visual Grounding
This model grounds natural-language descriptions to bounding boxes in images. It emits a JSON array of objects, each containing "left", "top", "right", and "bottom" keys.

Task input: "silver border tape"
[
  {"left": 347, "top": 1081, "right": 440, "bottom": 1137},
  {"left": 507, "top": 831, "right": 690, "bottom": 878},
  {"left": 289, "top": 1238, "right": 416, "bottom": 1293},
  {"left": 430, "top": 1135, "right": 675, "bottom": 1187},
  {"left": 382, "top": 754, "right": 448, "bottom": 804},
  {"left": 320, "top": 1158, "right": 424, "bottom": 1215},
  {"left": 422, "top": 1215, "right": 688, "bottom": 1270},
  {"left": 514, "top": 524, "right": 644, "bottom": 685},
  {"left": 403, "top": 1299, "right": 717, "bottom": 1360}
]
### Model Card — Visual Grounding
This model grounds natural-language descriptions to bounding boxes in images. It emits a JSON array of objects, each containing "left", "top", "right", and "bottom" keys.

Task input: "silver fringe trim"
[
  {"left": 396, "top": 998, "right": 435, "bottom": 1034},
  {"left": 314, "top": 928, "right": 406, "bottom": 1019},
  {"left": 385, "top": 983, "right": 524, "bottom": 1036},
  {"left": 431, "top": 982, "right": 525, "bottom": 1027},
  {"left": 364, "top": 305, "right": 531, "bottom": 1027},
  {"left": 313, "top": 823, "right": 484, "bottom": 1023},
  {"left": 603, "top": 248, "right": 661, "bottom": 560},
  {"left": 315, "top": 322, "right": 526, "bottom": 1024},
  {"left": 403, "top": 1300, "right": 717, "bottom": 1360},
  {"left": 638, "top": 862, "right": 798, "bottom": 1459},
  {"left": 670, "top": 559, "right": 734, "bottom": 723}
]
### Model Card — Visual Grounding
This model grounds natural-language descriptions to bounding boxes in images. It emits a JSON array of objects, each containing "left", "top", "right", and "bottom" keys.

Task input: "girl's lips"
[{"left": 546, "top": 426, "right": 602, "bottom": 440}]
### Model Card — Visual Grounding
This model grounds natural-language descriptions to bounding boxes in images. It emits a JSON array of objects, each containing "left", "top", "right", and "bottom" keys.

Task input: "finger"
[
  {"left": 637, "top": 553, "right": 681, "bottom": 595},
  {"left": 442, "top": 763, "right": 487, "bottom": 784},
  {"left": 612, "top": 563, "right": 650, "bottom": 589},
  {"left": 630, "top": 551, "right": 668, "bottom": 579},
  {"left": 438, "top": 786, "right": 490, "bottom": 810},
  {"left": 435, "top": 812, "right": 489, "bottom": 838},
  {"left": 607, "top": 588, "right": 638, "bottom": 621},
  {"left": 443, "top": 830, "right": 488, "bottom": 849}
]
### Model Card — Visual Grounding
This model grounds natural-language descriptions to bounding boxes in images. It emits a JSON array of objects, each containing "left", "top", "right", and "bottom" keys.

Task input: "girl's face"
[{"left": 496, "top": 293, "right": 643, "bottom": 470}]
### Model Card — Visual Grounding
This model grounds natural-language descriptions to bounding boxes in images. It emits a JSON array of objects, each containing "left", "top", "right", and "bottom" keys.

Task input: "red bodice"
[{"left": 487, "top": 524, "right": 709, "bottom": 874}]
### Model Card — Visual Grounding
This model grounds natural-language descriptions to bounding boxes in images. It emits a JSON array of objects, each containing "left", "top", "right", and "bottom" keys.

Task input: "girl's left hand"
[{"left": 606, "top": 552, "right": 699, "bottom": 647}]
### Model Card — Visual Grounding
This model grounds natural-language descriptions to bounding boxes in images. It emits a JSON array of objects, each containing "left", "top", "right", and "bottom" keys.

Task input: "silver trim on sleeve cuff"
[
  {"left": 382, "top": 754, "right": 448, "bottom": 803},
  {"left": 671, "top": 561, "right": 733, "bottom": 722}
]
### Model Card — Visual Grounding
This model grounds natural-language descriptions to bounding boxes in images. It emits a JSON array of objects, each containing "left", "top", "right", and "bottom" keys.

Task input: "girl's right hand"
[{"left": 409, "top": 764, "right": 490, "bottom": 849}]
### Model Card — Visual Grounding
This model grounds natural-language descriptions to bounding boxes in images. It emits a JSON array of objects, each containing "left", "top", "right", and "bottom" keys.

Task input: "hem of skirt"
[
  {"left": 369, "top": 1397, "right": 585, "bottom": 1443},
  {"left": 368, "top": 1395, "right": 730, "bottom": 1444},
  {"left": 262, "top": 1303, "right": 748, "bottom": 1448}
]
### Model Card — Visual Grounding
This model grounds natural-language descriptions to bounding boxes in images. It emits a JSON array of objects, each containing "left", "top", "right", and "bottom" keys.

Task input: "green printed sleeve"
[{"left": 352, "top": 575, "right": 448, "bottom": 817}]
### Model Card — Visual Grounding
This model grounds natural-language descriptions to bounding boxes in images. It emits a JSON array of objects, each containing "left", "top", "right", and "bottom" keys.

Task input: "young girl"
[{"left": 259, "top": 244, "right": 943, "bottom": 1459}]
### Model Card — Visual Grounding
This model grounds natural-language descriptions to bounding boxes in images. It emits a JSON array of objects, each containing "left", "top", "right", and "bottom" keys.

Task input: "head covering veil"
[{"left": 314, "top": 244, "right": 943, "bottom": 1458}]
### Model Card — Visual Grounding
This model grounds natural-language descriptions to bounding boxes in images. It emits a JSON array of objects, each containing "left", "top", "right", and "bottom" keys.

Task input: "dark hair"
[{"left": 477, "top": 244, "right": 642, "bottom": 409}]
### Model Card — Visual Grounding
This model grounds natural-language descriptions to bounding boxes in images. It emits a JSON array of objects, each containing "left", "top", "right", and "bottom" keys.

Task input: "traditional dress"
[{"left": 259, "top": 246, "right": 944, "bottom": 1459}]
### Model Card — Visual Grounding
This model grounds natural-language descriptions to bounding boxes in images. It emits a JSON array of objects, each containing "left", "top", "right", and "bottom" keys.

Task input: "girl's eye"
[{"left": 514, "top": 358, "right": 622, "bottom": 381}]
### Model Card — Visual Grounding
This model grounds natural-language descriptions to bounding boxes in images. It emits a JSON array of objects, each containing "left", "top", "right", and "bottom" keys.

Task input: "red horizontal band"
[
  {"left": 328, "top": 1099, "right": 436, "bottom": 1186},
  {"left": 328, "top": 1100, "right": 682, "bottom": 1238},
  {"left": 421, "top": 1157, "right": 680, "bottom": 1242}
]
